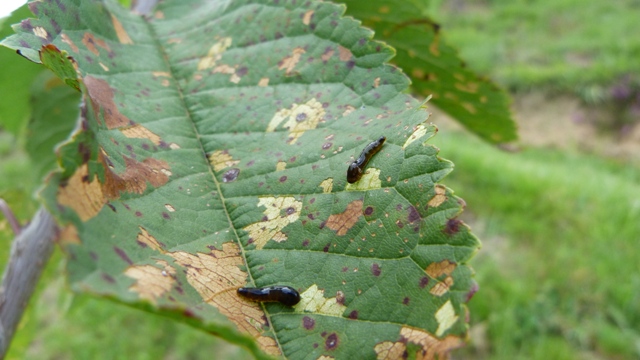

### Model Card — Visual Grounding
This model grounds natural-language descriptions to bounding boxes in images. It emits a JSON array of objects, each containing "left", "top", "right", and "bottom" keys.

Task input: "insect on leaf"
[{"left": 2, "top": 0, "right": 481, "bottom": 358}]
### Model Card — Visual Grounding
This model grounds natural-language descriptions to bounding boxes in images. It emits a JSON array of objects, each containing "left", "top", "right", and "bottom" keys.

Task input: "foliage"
[
  {"left": 341, "top": 0, "right": 517, "bottom": 143},
  {"left": 1, "top": 0, "right": 485, "bottom": 358}
]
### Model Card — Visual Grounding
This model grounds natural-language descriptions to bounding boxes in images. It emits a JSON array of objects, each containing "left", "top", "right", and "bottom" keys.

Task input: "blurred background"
[{"left": 1, "top": 0, "right": 639, "bottom": 359}]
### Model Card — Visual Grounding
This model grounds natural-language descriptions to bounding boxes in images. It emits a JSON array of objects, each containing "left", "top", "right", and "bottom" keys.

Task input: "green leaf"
[
  {"left": 341, "top": 0, "right": 518, "bottom": 144},
  {"left": 26, "top": 70, "right": 80, "bottom": 181},
  {"left": 0, "top": 4, "right": 43, "bottom": 134},
  {"left": 2, "top": 0, "right": 480, "bottom": 358}
]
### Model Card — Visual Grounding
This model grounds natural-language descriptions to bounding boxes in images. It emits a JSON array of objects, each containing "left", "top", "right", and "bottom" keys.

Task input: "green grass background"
[{"left": 2, "top": 0, "right": 640, "bottom": 358}]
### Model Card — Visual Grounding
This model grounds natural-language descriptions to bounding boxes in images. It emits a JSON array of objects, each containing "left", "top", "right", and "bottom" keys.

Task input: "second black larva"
[
  {"left": 237, "top": 286, "right": 301, "bottom": 306},
  {"left": 347, "top": 136, "right": 386, "bottom": 183}
]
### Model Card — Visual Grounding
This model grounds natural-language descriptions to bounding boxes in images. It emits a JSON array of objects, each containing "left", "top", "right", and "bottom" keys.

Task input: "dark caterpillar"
[
  {"left": 237, "top": 286, "right": 301, "bottom": 306},
  {"left": 347, "top": 136, "right": 386, "bottom": 183}
]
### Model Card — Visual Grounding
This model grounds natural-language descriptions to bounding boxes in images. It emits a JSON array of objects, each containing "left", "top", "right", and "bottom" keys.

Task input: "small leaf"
[
  {"left": 26, "top": 71, "right": 80, "bottom": 181},
  {"left": 0, "top": 4, "right": 43, "bottom": 134},
  {"left": 341, "top": 0, "right": 518, "bottom": 144},
  {"left": 3, "top": 0, "right": 481, "bottom": 358}
]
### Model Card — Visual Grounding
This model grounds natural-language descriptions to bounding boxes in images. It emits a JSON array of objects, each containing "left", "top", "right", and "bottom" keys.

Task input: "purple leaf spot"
[
  {"left": 364, "top": 206, "right": 374, "bottom": 216},
  {"left": 303, "top": 316, "right": 315, "bottom": 330},
  {"left": 114, "top": 246, "right": 133, "bottom": 265},
  {"left": 408, "top": 206, "right": 420, "bottom": 223},
  {"left": 444, "top": 218, "right": 463, "bottom": 235},
  {"left": 135, "top": 211, "right": 142, "bottom": 217},
  {"left": 223, "top": 168, "right": 240, "bottom": 182},
  {"left": 325, "top": 333, "right": 339, "bottom": 350},
  {"left": 279, "top": 175, "right": 287, "bottom": 182},
  {"left": 419, "top": 277, "right": 430, "bottom": 288},
  {"left": 102, "top": 273, "right": 115, "bottom": 283},
  {"left": 348, "top": 310, "right": 358, "bottom": 319},
  {"left": 371, "top": 263, "right": 381, "bottom": 277},
  {"left": 322, "top": 142, "right": 332, "bottom": 150},
  {"left": 403, "top": 297, "right": 410, "bottom": 305}
]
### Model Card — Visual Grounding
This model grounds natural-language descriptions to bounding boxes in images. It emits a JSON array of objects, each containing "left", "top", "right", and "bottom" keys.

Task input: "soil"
[{"left": 432, "top": 92, "right": 640, "bottom": 163}]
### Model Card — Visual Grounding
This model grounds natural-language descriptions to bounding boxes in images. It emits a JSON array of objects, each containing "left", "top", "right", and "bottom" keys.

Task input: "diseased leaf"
[
  {"left": 341, "top": 0, "right": 518, "bottom": 144},
  {"left": 2, "top": 0, "right": 480, "bottom": 358}
]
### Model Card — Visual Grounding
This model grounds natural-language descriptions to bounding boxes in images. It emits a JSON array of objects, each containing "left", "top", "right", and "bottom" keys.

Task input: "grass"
[
  {"left": 429, "top": 129, "right": 640, "bottom": 359},
  {"left": 430, "top": 0, "right": 640, "bottom": 99}
]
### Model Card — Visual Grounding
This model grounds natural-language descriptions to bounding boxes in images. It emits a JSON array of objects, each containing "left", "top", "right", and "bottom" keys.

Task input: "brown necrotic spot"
[
  {"left": 222, "top": 168, "right": 240, "bottom": 182},
  {"left": 114, "top": 246, "right": 133, "bottom": 265},
  {"left": 419, "top": 277, "right": 430, "bottom": 288},
  {"left": 107, "top": 203, "right": 116, "bottom": 212},
  {"left": 323, "top": 243, "right": 330, "bottom": 252},
  {"left": 303, "top": 316, "right": 315, "bottom": 330},
  {"left": 407, "top": 206, "right": 420, "bottom": 223},
  {"left": 371, "top": 263, "right": 381, "bottom": 277},
  {"left": 364, "top": 206, "right": 374, "bottom": 216},
  {"left": 325, "top": 333, "right": 339, "bottom": 350},
  {"left": 322, "top": 142, "right": 332, "bottom": 150},
  {"left": 444, "top": 218, "right": 463, "bottom": 235}
]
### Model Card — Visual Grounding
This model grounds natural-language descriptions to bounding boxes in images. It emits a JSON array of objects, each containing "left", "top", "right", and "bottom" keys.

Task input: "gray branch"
[{"left": 0, "top": 206, "right": 58, "bottom": 357}]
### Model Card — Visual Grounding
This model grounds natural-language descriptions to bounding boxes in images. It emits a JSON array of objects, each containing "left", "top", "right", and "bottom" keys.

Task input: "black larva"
[
  {"left": 237, "top": 286, "right": 301, "bottom": 306},
  {"left": 347, "top": 136, "right": 386, "bottom": 183}
]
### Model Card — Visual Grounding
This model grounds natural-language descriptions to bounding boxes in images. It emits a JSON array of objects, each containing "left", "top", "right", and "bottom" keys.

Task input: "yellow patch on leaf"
[
  {"left": 374, "top": 341, "right": 406, "bottom": 360},
  {"left": 276, "top": 161, "right": 287, "bottom": 171},
  {"left": 61, "top": 33, "right": 78, "bottom": 53},
  {"left": 435, "top": 300, "right": 459, "bottom": 337},
  {"left": 57, "top": 164, "right": 105, "bottom": 221},
  {"left": 242, "top": 197, "right": 302, "bottom": 249},
  {"left": 121, "top": 124, "right": 162, "bottom": 145},
  {"left": 124, "top": 260, "right": 176, "bottom": 305},
  {"left": 278, "top": 47, "right": 305, "bottom": 75},
  {"left": 338, "top": 46, "right": 352, "bottom": 61},
  {"left": 302, "top": 10, "right": 314, "bottom": 25},
  {"left": 137, "top": 226, "right": 164, "bottom": 252},
  {"left": 266, "top": 98, "right": 325, "bottom": 144},
  {"left": 168, "top": 242, "right": 280, "bottom": 356},
  {"left": 374, "top": 326, "right": 463, "bottom": 360},
  {"left": 294, "top": 284, "right": 347, "bottom": 316},
  {"left": 426, "top": 260, "right": 457, "bottom": 278},
  {"left": 81, "top": 33, "right": 111, "bottom": 56},
  {"left": 403, "top": 124, "right": 429, "bottom": 149},
  {"left": 429, "top": 276, "right": 454, "bottom": 297},
  {"left": 198, "top": 37, "right": 232, "bottom": 70},
  {"left": 33, "top": 27, "right": 48, "bottom": 39},
  {"left": 213, "top": 64, "right": 241, "bottom": 83},
  {"left": 57, "top": 150, "right": 171, "bottom": 221},
  {"left": 319, "top": 178, "right": 333, "bottom": 193},
  {"left": 209, "top": 150, "right": 240, "bottom": 172},
  {"left": 345, "top": 169, "right": 382, "bottom": 191},
  {"left": 427, "top": 185, "right": 447, "bottom": 207},
  {"left": 461, "top": 102, "right": 477, "bottom": 114},
  {"left": 326, "top": 200, "right": 363, "bottom": 236},
  {"left": 455, "top": 82, "right": 479, "bottom": 93},
  {"left": 58, "top": 224, "right": 81, "bottom": 246},
  {"left": 111, "top": 14, "right": 133, "bottom": 44}
]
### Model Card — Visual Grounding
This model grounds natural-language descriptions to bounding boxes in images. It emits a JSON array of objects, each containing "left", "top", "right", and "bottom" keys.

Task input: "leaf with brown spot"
[
  {"left": 2, "top": 0, "right": 480, "bottom": 358},
  {"left": 342, "top": 0, "right": 517, "bottom": 144}
]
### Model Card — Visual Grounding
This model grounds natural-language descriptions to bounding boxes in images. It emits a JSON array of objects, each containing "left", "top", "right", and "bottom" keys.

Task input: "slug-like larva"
[
  {"left": 347, "top": 136, "right": 386, "bottom": 183},
  {"left": 237, "top": 286, "right": 301, "bottom": 306}
]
